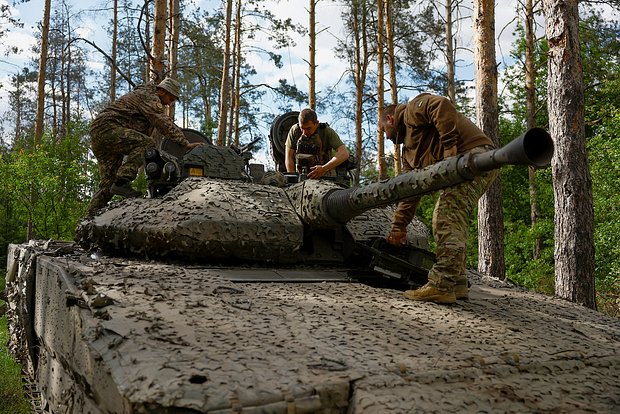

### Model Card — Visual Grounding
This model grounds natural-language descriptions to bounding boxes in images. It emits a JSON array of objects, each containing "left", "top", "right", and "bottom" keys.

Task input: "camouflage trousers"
[
  {"left": 398, "top": 146, "right": 498, "bottom": 289},
  {"left": 86, "top": 122, "right": 156, "bottom": 215}
]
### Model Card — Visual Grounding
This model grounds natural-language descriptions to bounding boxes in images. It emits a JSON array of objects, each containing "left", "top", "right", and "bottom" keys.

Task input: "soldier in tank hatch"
[
  {"left": 285, "top": 108, "right": 350, "bottom": 179},
  {"left": 86, "top": 77, "right": 202, "bottom": 216},
  {"left": 379, "top": 93, "right": 498, "bottom": 304}
]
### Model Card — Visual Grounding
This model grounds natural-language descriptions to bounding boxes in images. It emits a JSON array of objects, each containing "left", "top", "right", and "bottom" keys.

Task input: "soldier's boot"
[
  {"left": 111, "top": 182, "right": 141, "bottom": 198},
  {"left": 403, "top": 283, "right": 456, "bottom": 304},
  {"left": 455, "top": 277, "right": 469, "bottom": 301}
]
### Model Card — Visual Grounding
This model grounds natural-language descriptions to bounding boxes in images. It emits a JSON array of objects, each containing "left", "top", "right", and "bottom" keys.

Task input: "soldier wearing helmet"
[{"left": 86, "top": 77, "right": 202, "bottom": 216}]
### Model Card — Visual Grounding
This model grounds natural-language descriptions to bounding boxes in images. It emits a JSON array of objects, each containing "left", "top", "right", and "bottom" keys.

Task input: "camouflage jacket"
[
  {"left": 394, "top": 93, "right": 493, "bottom": 170},
  {"left": 391, "top": 94, "right": 494, "bottom": 232},
  {"left": 92, "top": 84, "right": 189, "bottom": 147}
]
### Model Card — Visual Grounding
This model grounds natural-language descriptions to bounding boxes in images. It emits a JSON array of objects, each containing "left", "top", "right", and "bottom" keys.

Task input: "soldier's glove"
[{"left": 386, "top": 229, "right": 407, "bottom": 247}]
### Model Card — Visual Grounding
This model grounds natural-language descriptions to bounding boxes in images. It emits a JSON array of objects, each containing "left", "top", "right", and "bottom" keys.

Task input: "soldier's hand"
[
  {"left": 185, "top": 142, "right": 203, "bottom": 151},
  {"left": 308, "top": 165, "right": 327, "bottom": 179},
  {"left": 386, "top": 230, "right": 407, "bottom": 247}
]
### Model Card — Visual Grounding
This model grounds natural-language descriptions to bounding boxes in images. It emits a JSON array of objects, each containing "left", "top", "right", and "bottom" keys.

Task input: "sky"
[
  {"left": 0, "top": 0, "right": 531, "bottom": 102},
  {"left": 0, "top": 0, "right": 551, "bottom": 164}
]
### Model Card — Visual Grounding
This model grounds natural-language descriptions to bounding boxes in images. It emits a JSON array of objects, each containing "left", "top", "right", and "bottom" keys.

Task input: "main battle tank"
[
  {"left": 9, "top": 123, "right": 620, "bottom": 413},
  {"left": 75, "top": 122, "right": 554, "bottom": 289}
]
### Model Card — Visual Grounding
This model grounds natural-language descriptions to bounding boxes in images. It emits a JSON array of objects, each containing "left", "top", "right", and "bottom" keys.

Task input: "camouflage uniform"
[
  {"left": 285, "top": 123, "right": 344, "bottom": 175},
  {"left": 87, "top": 84, "right": 190, "bottom": 215},
  {"left": 391, "top": 94, "right": 497, "bottom": 289}
]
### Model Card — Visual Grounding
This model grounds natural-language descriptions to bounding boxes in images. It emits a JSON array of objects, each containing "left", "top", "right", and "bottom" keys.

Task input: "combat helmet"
[{"left": 156, "top": 77, "right": 181, "bottom": 99}]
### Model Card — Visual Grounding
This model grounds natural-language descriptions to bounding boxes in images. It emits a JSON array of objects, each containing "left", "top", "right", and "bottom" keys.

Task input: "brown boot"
[
  {"left": 404, "top": 283, "right": 456, "bottom": 304},
  {"left": 455, "top": 279, "right": 469, "bottom": 300}
]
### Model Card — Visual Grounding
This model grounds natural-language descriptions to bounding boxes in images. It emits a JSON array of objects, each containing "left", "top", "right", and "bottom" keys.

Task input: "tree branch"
[{"left": 66, "top": 37, "right": 135, "bottom": 88}]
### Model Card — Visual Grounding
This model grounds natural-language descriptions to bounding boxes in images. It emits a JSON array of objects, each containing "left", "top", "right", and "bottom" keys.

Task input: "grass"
[{"left": 0, "top": 314, "right": 31, "bottom": 414}]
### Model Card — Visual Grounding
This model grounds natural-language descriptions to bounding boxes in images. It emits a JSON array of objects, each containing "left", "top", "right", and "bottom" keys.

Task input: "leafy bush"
[{"left": 0, "top": 121, "right": 96, "bottom": 266}]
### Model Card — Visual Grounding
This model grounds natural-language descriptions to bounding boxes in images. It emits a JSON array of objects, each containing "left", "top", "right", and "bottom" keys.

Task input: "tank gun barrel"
[{"left": 319, "top": 127, "right": 553, "bottom": 226}]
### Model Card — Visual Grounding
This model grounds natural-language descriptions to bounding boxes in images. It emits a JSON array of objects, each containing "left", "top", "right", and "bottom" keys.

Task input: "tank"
[
  {"left": 7, "top": 124, "right": 620, "bottom": 413},
  {"left": 74, "top": 125, "right": 553, "bottom": 288}
]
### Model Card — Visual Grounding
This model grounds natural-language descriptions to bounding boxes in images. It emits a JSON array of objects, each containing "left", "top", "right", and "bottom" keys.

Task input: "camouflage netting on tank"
[
  {"left": 75, "top": 178, "right": 305, "bottom": 263},
  {"left": 6, "top": 242, "right": 620, "bottom": 413}
]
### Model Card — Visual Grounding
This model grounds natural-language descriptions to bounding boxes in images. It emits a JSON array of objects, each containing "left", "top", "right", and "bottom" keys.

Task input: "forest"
[{"left": 0, "top": 0, "right": 618, "bottom": 321}]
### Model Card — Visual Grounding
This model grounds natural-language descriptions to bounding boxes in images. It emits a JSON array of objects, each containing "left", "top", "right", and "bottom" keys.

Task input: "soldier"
[
  {"left": 285, "top": 108, "right": 349, "bottom": 179},
  {"left": 86, "top": 77, "right": 202, "bottom": 216},
  {"left": 379, "top": 93, "right": 498, "bottom": 304}
]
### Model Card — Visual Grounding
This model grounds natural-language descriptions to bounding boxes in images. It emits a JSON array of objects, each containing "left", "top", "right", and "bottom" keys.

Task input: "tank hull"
[{"left": 6, "top": 242, "right": 620, "bottom": 413}]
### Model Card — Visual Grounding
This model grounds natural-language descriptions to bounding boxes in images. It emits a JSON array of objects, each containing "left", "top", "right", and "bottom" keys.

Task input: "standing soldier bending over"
[
  {"left": 87, "top": 77, "right": 202, "bottom": 216},
  {"left": 379, "top": 93, "right": 498, "bottom": 304},
  {"left": 285, "top": 108, "right": 349, "bottom": 179}
]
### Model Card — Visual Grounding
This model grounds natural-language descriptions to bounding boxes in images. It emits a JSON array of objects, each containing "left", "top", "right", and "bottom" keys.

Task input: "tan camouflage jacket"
[
  {"left": 92, "top": 84, "right": 189, "bottom": 147},
  {"left": 391, "top": 94, "right": 494, "bottom": 231}
]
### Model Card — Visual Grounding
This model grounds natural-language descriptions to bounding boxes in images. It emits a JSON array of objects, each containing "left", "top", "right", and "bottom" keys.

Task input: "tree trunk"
[
  {"left": 308, "top": 0, "right": 317, "bottom": 109},
  {"left": 14, "top": 75, "right": 23, "bottom": 144},
  {"left": 198, "top": 74, "right": 213, "bottom": 141},
  {"left": 474, "top": 0, "right": 505, "bottom": 280},
  {"left": 216, "top": 0, "right": 233, "bottom": 146},
  {"left": 227, "top": 52, "right": 236, "bottom": 146},
  {"left": 227, "top": 1, "right": 239, "bottom": 147},
  {"left": 376, "top": 0, "right": 387, "bottom": 181},
  {"left": 167, "top": 0, "right": 180, "bottom": 117},
  {"left": 445, "top": 0, "right": 456, "bottom": 102},
  {"left": 143, "top": 3, "right": 151, "bottom": 83},
  {"left": 350, "top": 1, "right": 368, "bottom": 185},
  {"left": 233, "top": 0, "right": 242, "bottom": 146},
  {"left": 111, "top": 0, "right": 118, "bottom": 102},
  {"left": 384, "top": 0, "right": 401, "bottom": 175},
  {"left": 62, "top": 11, "right": 71, "bottom": 141},
  {"left": 50, "top": 51, "right": 58, "bottom": 139},
  {"left": 150, "top": 0, "right": 167, "bottom": 82},
  {"left": 34, "top": 0, "right": 51, "bottom": 146},
  {"left": 525, "top": 0, "right": 543, "bottom": 260},
  {"left": 542, "top": 0, "right": 596, "bottom": 309}
]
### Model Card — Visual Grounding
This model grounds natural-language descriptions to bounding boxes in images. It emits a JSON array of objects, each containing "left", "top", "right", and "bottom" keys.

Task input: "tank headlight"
[
  {"left": 163, "top": 162, "right": 178, "bottom": 180},
  {"left": 145, "top": 162, "right": 161, "bottom": 178}
]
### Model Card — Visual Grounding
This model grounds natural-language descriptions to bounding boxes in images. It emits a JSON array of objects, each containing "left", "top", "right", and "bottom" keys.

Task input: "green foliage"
[
  {"left": 503, "top": 218, "right": 555, "bottom": 293},
  {"left": 588, "top": 107, "right": 620, "bottom": 315},
  {"left": 0, "top": 120, "right": 95, "bottom": 264},
  {"left": 0, "top": 316, "right": 31, "bottom": 414}
]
